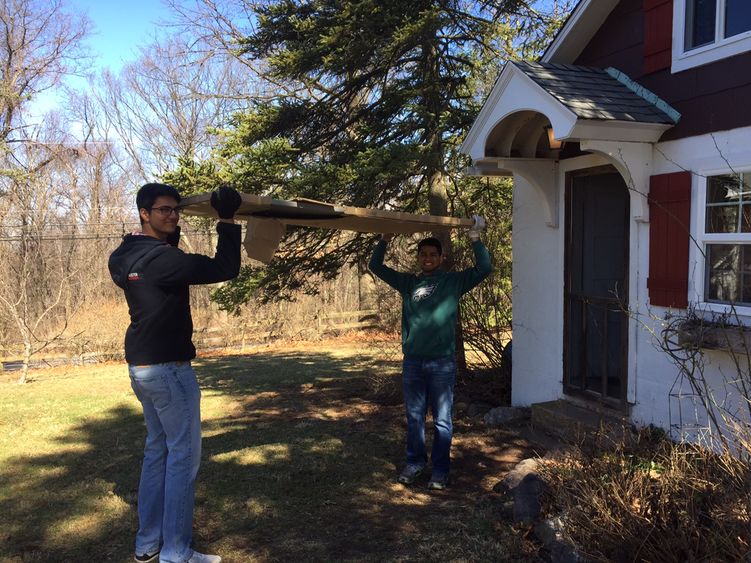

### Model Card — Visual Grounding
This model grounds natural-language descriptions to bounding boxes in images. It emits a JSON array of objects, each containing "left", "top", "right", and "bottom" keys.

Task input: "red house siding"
[
  {"left": 647, "top": 172, "right": 691, "bottom": 308},
  {"left": 573, "top": 0, "right": 751, "bottom": 142},
  {"left": 643, "top": 0, "right": 672, "bottom": 74}
]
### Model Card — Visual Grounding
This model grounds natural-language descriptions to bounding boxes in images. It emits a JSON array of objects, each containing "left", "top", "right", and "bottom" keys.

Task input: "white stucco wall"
[{"left": 510, "top": 175, "right": 565, "bottom": 406}]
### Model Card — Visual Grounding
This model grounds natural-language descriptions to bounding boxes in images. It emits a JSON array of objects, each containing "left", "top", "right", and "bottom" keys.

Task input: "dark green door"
[{"left": 565, "top": 171, "right": 629, "bottom": 404}]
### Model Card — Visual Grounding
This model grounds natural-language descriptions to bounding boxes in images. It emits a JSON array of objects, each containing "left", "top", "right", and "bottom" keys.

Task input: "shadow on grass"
[
  {"left": 0, "top": 349, "right": 529, "bottom": 562},
  {"left": 0, "top": 403, "right": 145, "bottom": 561}
]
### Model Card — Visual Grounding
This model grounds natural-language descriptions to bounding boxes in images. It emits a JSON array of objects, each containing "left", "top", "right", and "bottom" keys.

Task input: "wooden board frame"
[{"left": 179, "top": 192, "right": 474, "bottom": 235}]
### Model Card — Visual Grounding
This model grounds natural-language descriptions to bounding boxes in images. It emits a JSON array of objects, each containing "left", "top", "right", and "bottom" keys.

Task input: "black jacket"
[{"left": 108, "top": 222, "right": 241, "bottom": 365}]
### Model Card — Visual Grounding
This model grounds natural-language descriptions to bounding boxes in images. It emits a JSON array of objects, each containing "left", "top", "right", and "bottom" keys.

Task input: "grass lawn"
[{"left": 0, "top": 338, "right": 539, "bottom": 562}]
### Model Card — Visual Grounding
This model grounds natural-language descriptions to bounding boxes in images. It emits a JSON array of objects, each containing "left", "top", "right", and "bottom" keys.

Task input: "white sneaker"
[{"left": 188, "top": 552, "right": 221, "bottom": 563}]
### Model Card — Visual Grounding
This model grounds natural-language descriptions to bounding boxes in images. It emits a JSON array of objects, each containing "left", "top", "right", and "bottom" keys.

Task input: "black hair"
[
  {"left": 136, "top": 183, "right": 181, "bottom": 224},
  {"left": 417, "top": 237, "right": 442, "bottom": 255}
]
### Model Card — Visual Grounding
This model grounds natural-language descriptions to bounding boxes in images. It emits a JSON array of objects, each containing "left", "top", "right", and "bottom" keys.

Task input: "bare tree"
[
  {"left": 0, "top": 124, "right": 82, "bottom": 383},
  {"left": 96, "top": 31, "right": 256, "bottom": 182},
  {"left": 0, "top": 0, "right": 90, "bottom": 382},
  {"left": 0, "top": 0, "right": 90, "bottom": 144}
]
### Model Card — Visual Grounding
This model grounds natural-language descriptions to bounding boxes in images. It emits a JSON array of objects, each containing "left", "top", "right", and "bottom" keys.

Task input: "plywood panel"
[{"left": 180, "top": 192, "right": 474, "bottom": 234}]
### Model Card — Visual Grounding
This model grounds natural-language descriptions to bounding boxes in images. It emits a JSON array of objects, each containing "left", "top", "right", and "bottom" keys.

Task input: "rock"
[
  {"left": 512, "top": 473, "right": 547, "bottom": 524},
  {"left": 534, "top": 515, "right": 565, "bottom": 546},
  {"left": 483, "top": 406, "right": 530, "bottom": 426},
  {"left": 535, "top": 515, "right": 588, "bottom": 563},
  {"left": 549, "top": 539, "right": 585, "bottom": 563},
  {"left": 453, "top": 401, "right": 469, "bottom": 415},
  {"left": 501, "top": 457, "right": 542, "bottom": 490},
  {"left": 466, "top": 402, "right": 494, "bottom": 418},
  {"left": 500, "top": 500, "right": 514, "bottom": 520}
]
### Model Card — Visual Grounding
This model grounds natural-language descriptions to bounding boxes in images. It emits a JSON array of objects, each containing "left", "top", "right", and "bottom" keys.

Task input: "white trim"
[
  {"left": 692, "top": 165, "right": 751, "bottom": 318},
  {"left": 460, "top": 64, "right": 578, "bottom": 161},
  {"left": 569, "top": 120, "right": 672, "bottom": 143},
  {"left": 672, "top": 0, "right": 751, "bottom": 73}
]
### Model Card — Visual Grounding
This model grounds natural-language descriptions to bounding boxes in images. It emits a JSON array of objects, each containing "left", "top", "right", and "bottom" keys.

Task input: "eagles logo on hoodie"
[{"left": 412, "top": 284, "right": 437, "bottom": 302}]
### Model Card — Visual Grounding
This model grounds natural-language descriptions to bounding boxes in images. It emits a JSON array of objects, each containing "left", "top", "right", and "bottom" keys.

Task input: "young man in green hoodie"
[{"left": 368, "top": 218, "right": 491, "bottom": 489}]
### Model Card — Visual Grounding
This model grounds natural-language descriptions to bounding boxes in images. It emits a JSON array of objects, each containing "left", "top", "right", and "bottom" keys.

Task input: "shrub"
[{"left": 539, "top": 428, "right": 750, "bottom": 562}]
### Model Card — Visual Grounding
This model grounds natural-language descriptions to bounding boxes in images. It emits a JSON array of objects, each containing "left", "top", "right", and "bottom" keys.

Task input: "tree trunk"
[
  {"left": 358, "top": 258, "right": 377, "bottom": 319},
  {"left": 17, "top": 339, "right": 31, "bottom": 385},
  {"left": 423, "top": 36, "right": 467, "bottom": 377}
]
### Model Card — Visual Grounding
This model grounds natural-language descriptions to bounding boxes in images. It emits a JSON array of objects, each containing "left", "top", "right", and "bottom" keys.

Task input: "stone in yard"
[
  {"left": 500, "top": 457, "right": 542, "bottom": 491},
  {"left": 512, "top": 473, "right": 547, "bottom": 524},
  {"left": 483, "top": 406, "right": 530, "bottom": 426},
  {"left": 466, "top": 402, "right": 494, "bottom": 418},
  {"left": 534, "top": 515, "right": 589, "bottom": 563}
]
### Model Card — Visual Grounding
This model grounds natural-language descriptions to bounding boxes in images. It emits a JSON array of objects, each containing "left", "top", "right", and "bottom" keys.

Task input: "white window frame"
[
  {"left": 672, "top": 0, "right": 751, "bottom": 73},
  {"left": 696, "top": 167, "right": 751, "bottom": 314}
]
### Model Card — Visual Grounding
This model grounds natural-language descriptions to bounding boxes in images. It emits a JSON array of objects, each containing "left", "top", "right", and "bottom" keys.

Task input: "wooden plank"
[{"left": 180, "top": 192, "right": 474, "bottom": 234}]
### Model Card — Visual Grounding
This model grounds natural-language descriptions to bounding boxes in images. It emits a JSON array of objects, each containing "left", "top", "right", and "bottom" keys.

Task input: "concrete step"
[{"left": 531, "top": 399, "right": 630, "bottom": 443}]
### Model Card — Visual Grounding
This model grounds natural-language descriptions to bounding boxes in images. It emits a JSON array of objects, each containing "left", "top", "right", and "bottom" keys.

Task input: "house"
[{"left": 461, "top": 0, "right": 751, "bottom": 443}]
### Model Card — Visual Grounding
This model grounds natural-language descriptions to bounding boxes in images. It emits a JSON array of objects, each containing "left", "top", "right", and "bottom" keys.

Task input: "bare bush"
[{"left": 540, "top": 427, "right": 750, "bottom": 562}]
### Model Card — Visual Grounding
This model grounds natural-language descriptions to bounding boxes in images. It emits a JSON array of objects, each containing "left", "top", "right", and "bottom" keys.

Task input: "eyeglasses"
[{"left": 150, "top": 206, "right": 180, "bottom": 217}]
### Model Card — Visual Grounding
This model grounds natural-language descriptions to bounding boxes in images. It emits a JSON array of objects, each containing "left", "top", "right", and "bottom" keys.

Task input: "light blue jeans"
[
  {"left": 402, "top": 356, "right": 456, "bottom": 477},
  {"left": 129, "top": 362, "right": 202, "bottom": 563}
]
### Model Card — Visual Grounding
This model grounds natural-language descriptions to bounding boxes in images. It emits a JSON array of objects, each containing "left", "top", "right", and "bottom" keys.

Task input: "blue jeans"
[
  {"left": 129, "top": 362, "right": 202, "bottom": 563},
  {"left": 402, "top": 356, "right": 456, "bottom": 477}
]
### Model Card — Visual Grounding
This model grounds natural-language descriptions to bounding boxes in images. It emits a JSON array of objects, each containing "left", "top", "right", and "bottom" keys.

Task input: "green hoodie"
[{"left": 369, "top": 239, "right": 492, "bottom": 358}]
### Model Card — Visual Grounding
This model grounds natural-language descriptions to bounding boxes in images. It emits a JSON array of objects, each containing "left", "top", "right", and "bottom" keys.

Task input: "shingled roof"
[{"left": 512, "top": 61, "right": 679, "bottom": 124}]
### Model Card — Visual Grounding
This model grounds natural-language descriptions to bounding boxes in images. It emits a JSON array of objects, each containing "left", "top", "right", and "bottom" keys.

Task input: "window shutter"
[
  {"left": 648, "top": 171, "right": 691, "bottom": 308},
  {"left": 643, "top": 0, "right": 673, "bottom": 74}
]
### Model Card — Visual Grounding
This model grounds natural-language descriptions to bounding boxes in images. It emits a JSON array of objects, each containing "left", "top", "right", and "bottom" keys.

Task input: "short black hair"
[
  {"left": 136, "top": 183, "right": 181, "bottom": 224},
  {"left": 417, "top": 237, "right": 442, "bottom": 255}
]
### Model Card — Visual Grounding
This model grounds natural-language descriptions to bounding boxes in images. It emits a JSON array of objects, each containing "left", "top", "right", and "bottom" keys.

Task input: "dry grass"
[
  {"left": 539, "top": 427, "right": 751, "bottom": 562},
  {"left": 0, "top": 338, "right": 537, "bottom": 562}
]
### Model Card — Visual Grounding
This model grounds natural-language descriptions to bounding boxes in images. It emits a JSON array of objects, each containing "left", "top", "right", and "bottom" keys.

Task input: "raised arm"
[
  {"left": 368, "top": 234, "right": 409, "bottom": 292},
  {"left": 151, "top": 186, "right": 243, "bottom": 285},
  {"left": 458, "top": 216, "right": 493, "bottom": 293}
]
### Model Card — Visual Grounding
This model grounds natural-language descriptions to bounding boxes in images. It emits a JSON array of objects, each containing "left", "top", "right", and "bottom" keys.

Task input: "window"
[
  {"left": 673, "top": 0, "right": 751, "bottom": 72},
  {"left": 685, "top": 0, "right": 751, "bottom": 49},
  {"left": 704, "top": 172, "right": 751, "bottom": 304}
]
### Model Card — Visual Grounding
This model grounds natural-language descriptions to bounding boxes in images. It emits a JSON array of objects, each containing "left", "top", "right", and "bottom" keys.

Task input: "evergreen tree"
[{"left": 168, "top": 0, "right": 571, "bottom": 304}]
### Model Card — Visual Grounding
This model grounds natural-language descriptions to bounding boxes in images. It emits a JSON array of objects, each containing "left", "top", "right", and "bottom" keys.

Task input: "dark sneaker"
[
  {"left": 397, "top": 464, "right": 425, "bottom": 485},
  {"left": 134, "top": 552, "right": 159, "bottom": 563},
  {"left": 427, "top": 474, "right": 449, "bottom": 490}
]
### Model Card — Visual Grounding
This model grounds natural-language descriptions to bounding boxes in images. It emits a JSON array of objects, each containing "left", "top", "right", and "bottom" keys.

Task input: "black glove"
[
  {"left": 210, "top": 185, "right": 242, "bottom": 219},
  {"left": 166, "top": 225, "right": 181, "bottom": 247}
]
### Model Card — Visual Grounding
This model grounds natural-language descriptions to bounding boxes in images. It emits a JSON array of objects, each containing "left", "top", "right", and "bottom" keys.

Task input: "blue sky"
[
  {"left": 71, "top": 0, "right": 174, "bottom": 73},
  {"left": 31, "top": 0, "right": 174, "bottom": 117}
]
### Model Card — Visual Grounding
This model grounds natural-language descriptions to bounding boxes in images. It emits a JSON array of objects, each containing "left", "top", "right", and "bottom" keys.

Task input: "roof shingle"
[{"left": 512, "top": 61, "right": 679, "bottom": 124}]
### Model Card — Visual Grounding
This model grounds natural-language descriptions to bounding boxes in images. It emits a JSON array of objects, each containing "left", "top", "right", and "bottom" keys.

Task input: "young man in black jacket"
[{"left": 109, "top": 183, "right": 242, "bottom": 563}]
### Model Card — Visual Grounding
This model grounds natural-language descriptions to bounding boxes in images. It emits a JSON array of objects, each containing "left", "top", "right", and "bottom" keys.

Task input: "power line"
[{"left": 0, "top": 230, "right": 219, "bottom": 242}]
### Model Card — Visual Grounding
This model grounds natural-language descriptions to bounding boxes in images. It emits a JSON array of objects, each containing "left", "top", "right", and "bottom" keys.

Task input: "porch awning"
[{"left": 461, "top": 61, "right": 680, "bottom": 173}]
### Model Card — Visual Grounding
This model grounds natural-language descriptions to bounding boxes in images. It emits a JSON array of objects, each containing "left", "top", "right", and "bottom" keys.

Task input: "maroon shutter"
[
  {"left": 648, "top": 171, "right": 691, "bottom": 308},
  {"left": 643, "top": 0, "right": 673, "bottom": 74}
]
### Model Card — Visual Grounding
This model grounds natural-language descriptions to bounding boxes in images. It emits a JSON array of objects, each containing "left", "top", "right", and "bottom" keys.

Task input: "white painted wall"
[
  {"left": 629, "top": 126, "right": 751, "bottom": 441},
  {"left": 510, "top": 125, "right": 751, "bottom": 445},
  {"left": 510, "top": 175, "right": 564, "bottom": 406}
]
